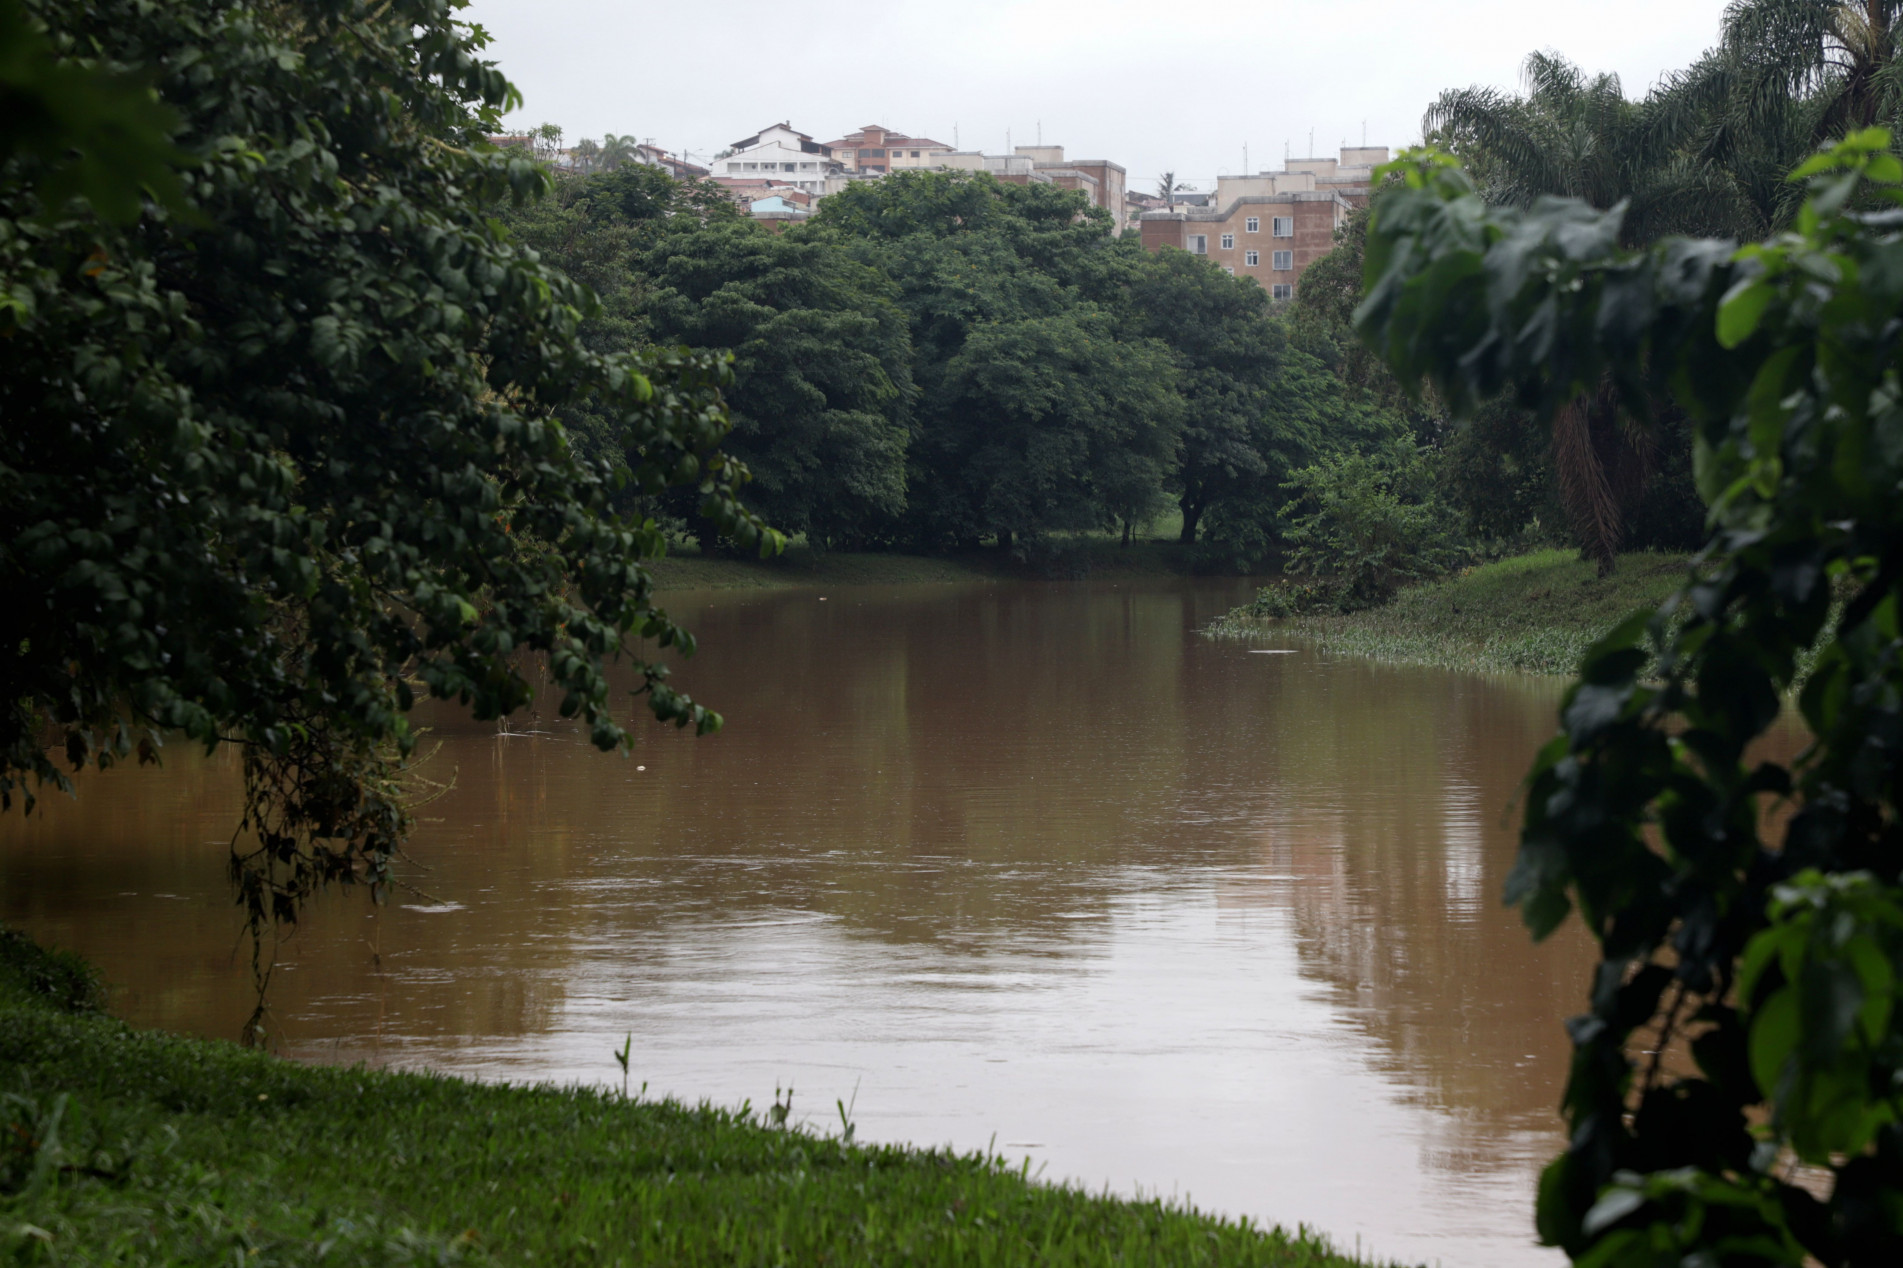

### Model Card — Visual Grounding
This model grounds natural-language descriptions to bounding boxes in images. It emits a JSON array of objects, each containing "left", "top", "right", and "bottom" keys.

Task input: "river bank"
[
  {"left": 1207, "top": 549, "right": 1693, "bottom": 676},
  {"left": 0, "top": 928, "right": 1384, "bottom": 1267},
  {"left": 647, "top": 539, "right": 1206, "bottom": 591}
]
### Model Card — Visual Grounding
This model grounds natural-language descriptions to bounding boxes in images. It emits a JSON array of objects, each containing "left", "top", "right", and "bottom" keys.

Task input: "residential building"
[
  {"left": 749, "top": 194, "right": 811, "bottom": 231},
  {"left": 821, "top": 124, "right": 953, "bottom": 174},
  {"left": 633, "top": 143, "right": 708, "bottom": 181},
  {"left": 1284, "top": 146, "right": 1388, "bottom": 208},
  {"left": 1138, "top": 145, "right": 1387, "bottom": 296},
  {"left": 709, "top": 123, "right": 837, "bottom": 197},
  {"left": 712, "top": 177, "right": 813, "bottom": 211},
  {"left": 1014, "top": 146, "right": 1129, "bottom": 234},
  {"left": 936, "top": 151, "right": 1042, "bottom": 180}
]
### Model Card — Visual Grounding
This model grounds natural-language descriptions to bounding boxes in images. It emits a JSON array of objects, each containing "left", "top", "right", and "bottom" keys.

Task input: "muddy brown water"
[{"left": 5, "top": 577, "right": 1622, "bottom": 1266}]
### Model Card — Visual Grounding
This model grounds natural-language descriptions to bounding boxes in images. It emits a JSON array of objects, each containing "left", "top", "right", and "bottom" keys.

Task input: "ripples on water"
[{"left": 4, "top": 577, "right": 1606, "bottom": 1267}]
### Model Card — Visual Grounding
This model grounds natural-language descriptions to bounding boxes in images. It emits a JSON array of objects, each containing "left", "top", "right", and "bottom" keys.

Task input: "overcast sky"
[{"left": 468, "top": 0, "right": 1731, "bottom": 193}]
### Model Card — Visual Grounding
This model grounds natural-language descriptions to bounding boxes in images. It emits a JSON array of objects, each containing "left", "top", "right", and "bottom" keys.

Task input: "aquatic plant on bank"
[
  {"left": 1208, "top": 549, "right": 1692, "bottom": 677},
  {"left": 0, "top": 927, "right": 1393, "bottom": 1267}
]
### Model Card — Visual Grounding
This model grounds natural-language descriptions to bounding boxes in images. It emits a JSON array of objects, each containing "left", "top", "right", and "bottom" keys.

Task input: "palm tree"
[
  {"left": 598, "top": 134, "right": 639, "bottom": 173},
  {"left": 571, "top": 137, "right": 600, "bottom": 174},
  {"left": 1157, "top": 171, "right": 1183, "bottom": 207},
  {"left": 1645, "top": 3, "right": 1903, "bottom": 235},
  {"left": 1721, "top": 0, "right": 1903, "bottom": 138},
  {"left": 1425, "top": 53, "right": 1742, "bottom": 571},
  {"left": 1425, "top": 51, "right": 1756, "bottom": 242}
]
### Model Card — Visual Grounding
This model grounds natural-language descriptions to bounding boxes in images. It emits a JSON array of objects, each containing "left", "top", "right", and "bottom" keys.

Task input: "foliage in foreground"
[
  {"left": 1358, "top": 134, "right": 1903, "bottom": 1264},
  {"left": 1213, "top": 550, "right": 1693, "bottom": 678},
  {"left": 0, "top": 930, "right": 1380, "bottom": 1267},
  {"left": 0, "top": 0, "right": 773, "bottom": 948}
]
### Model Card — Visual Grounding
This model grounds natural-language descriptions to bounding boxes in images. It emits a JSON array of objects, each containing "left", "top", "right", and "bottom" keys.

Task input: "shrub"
[{"left": 1280, "top": 445, "right": 1465, "bottom": 608}]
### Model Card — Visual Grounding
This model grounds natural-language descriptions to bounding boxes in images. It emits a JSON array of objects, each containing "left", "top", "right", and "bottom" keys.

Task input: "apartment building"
[
  {"left": 1138, "top": 145, "right": 1386, "bottom": 296},
  {"left": 821, "top": 124, "right": 953, "bottom": 174},
  {"left": 710, "top": 123, "right": 837, "bottom": 196},
  {"left": 937, "top": 151, "right": 1039, "bottom": 179},
  {"left": 1013, "top": 146, "right": 1129, "bottom": 234}
]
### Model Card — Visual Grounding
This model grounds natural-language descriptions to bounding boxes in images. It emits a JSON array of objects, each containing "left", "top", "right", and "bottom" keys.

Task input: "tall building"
[{"left": 1139, "top": 146, "right": 1387, "bottom": 297}]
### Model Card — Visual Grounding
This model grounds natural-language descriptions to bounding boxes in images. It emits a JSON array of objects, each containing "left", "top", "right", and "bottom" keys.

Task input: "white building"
[{"left": 710, "top": 123, "right": 837, "bottom": 197}]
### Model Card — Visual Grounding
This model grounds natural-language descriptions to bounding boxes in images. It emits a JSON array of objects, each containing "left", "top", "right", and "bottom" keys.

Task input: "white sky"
[{"left": 469, "top": 0, "right": 1730, "bottom": 193}]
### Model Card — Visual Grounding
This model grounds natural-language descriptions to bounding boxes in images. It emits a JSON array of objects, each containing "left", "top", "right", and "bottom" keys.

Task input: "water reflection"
[{"left": 6, "top": 578, "right": 1605, "bottom": 1266}]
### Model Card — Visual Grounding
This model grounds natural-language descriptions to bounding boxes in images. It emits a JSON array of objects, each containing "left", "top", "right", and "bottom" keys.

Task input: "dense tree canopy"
[
  {"left": 0, "top": 0, "right": 772, "bottom": 957},
  {"left": 1358, "top": 135, "right": 1903, "bottom": 1265},
  {"left": 505, "top": 163, "right": 1392, "bottom": 562},
  {"left": 640, "top": 220, "right": 914, "bottom": 545}
]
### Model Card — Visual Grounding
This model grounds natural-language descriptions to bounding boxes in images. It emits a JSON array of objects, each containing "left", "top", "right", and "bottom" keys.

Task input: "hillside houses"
[
  {"left": 710, "top": 123, "right": 835, "bottom": 197},
  {"left": 517, "top": 120, "right": 1382, "bottom": 291}
]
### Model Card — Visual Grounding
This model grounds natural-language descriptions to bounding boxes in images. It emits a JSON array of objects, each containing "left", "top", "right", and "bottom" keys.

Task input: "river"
[{"left": 2, "top": 576, "right": 1598, "bottom": 1267}]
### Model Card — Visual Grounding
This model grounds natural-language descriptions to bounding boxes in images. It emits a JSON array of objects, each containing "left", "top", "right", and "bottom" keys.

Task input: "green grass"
[
  {"left": 647, "top": 538, "right": 1209, "bottom": 592},
  {"left": 0, "top": 928, "right": 1390, "bottom": 1266},
  {"left": 1208, "top": 549, "right": 1695, "bottom": 677}
]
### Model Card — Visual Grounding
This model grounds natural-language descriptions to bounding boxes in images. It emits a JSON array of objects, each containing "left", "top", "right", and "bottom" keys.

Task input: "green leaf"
[
  {"left": 1716, "top": 279, "right": 1772, "bottom": 349},
  {"left": 1748, "top": 988, "right": 1798, "bottom": 1103}
]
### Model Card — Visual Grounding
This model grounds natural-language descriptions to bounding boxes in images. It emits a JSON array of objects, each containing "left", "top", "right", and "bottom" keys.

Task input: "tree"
[
  {"left": 0, "top": 0, "right": 773, "bottom": 984},
  {"left": 923, "top": 308, "right": 1180, "bottom": 547},
  {"left": 1093, "top": 243, "right": 1377, "bottom": 556},
  {"left": 1426, "top": 51, "right": 1741, "bottom": 570},
  {"left": 1157, "top": 170, "right": 1184, "bottom": 207},
  {"left": 1722, "top": 0, "right": 1903, "bottom": 141},
  {"left": 599, "top": 132, "right": 639, "bottom": 172},
  {"left": 0, "top": 0, "right": 188, "bottom": 222},
  {"left": 1427, "top": 50, "right": 1758, "bottom": 243},
  {"left": 639, "top": 219, "right": 914, "bottom": 547},
  {"left": 1281, "top": 444, "right": 1463, "bottom": 609},
  {"left": 570, "top": 136, "right": 599, "bottom": 173},
  {"left": 810, "top": 170, "right": 1181, "bottom": 548},
  {"left": 529, "top": 120, "right": 562, "bottom": 163},
  {"left": 1356, "top": 135, "right": 1903, "bottom": 1265}
]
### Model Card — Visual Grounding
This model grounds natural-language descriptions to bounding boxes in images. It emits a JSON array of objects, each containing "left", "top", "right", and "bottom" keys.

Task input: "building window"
[
  {"left": 1245, "top": 217, "right": 1259, "bottom": 233},
  {"left": 1272, "top": 216, "right": 1294, "bottom": 237},
  {"left": 1272, "top": 283, "right": 1293, "bottom": 300},
  {"left": 860, "top": 148, "right": 885, "bottom": 158},
  {"left": 1272, "top": 250, "right": 1293, "bottom": 270},
  {"left": 910, "top": 150, "right": 921, "bottom": 157},
  {"left": 1223, "top": 266, "right": 1235, "bottom": 275},
  {"left": 1187, "top": 235, "right": 1207, "bottom": 255},
  {"left": 1220, "top": 233, "right": 1234, "bottom": 249},
  {"left": 1244, "top": 250, "right": 1259, "bottom": 266},
  {"left": 783, "top": 163, "right": 796, "bottom": 171}
]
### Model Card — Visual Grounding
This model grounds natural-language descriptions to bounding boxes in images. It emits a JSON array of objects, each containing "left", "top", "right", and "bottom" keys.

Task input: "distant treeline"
[
  {"left": 500, "top": 160, "right": 1708, "bottom": 570},
  {"left": 501, "top": 165, "right": 1390, "bottom": 564}
]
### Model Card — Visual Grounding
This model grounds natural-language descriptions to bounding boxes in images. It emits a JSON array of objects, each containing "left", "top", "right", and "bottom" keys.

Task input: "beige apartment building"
[
  {"left": 1139, "top": 145, "right": 1386, "bottom": 296},
  {"left": 1013, "top": 146, "right": 1130, "bottom": 234}
]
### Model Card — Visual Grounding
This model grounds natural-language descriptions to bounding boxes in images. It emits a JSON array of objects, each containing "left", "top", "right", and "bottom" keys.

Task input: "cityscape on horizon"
[{"left": 495, "top": 117, "right": 1389, "bottom": 298}]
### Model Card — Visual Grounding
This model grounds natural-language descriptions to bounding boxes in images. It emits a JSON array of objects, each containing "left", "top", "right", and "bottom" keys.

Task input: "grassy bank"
[
  {"left": 647, "top": 539, "right": 1207, "bottom": 591},
  {"left": 1209, "top": 549, "right": 1693, "bottom": 677},
  {"left": 0, "top": 928, "right": 1386, "bottom": 1266}
]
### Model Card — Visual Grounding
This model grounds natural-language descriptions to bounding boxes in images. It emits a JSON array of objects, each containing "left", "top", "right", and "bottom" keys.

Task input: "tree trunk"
[
  {"left": 1551, "top": 381, "right": 1655, "bottom": 576},
  {"left": 1121, "top": 517, "right": 1132, "bottom": 547},
  {"left": 997, "top": 529, "right": 1013, "bottom": 551},
  {"left": 1178, "top": 496, "right": 1203, "bottom": 544}
]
